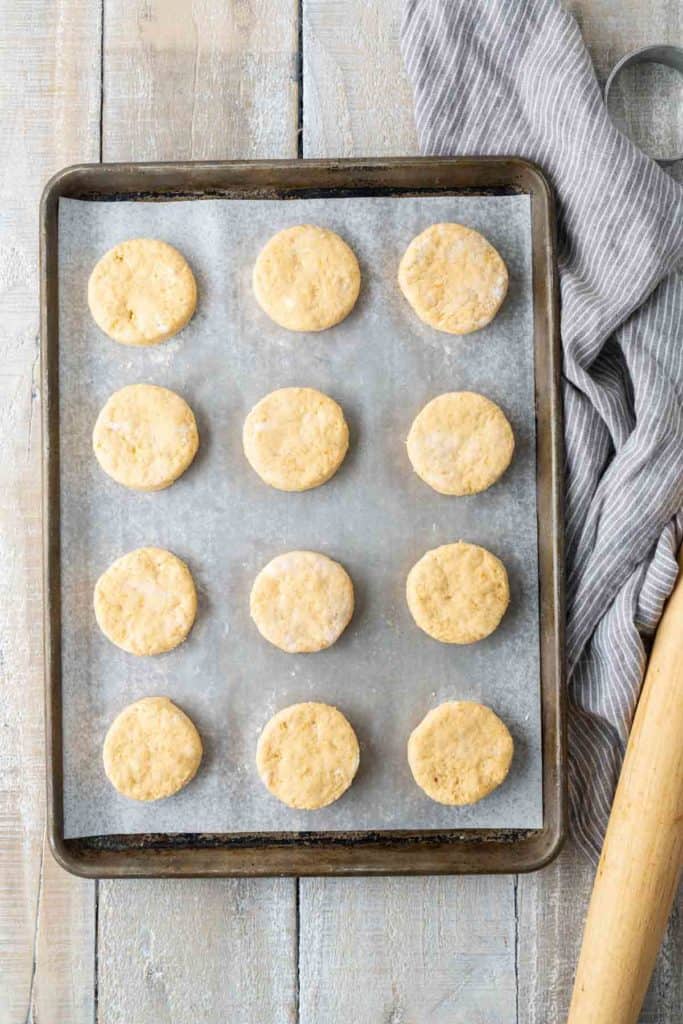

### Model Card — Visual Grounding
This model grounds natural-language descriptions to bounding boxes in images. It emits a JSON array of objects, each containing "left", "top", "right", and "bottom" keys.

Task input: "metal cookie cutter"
[{"left": 605, "top": 45, "right": 683, "bottom": 166}]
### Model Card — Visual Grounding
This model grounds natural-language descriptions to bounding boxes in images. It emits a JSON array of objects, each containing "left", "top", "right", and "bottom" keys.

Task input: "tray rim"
[{"left": 41, "top": 156, "right": 566, "bottom": 877}]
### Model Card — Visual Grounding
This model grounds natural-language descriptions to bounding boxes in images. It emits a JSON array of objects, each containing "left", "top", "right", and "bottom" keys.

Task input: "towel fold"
[{"left": 401, "top": 0, "right": 683, "bottom": 860}]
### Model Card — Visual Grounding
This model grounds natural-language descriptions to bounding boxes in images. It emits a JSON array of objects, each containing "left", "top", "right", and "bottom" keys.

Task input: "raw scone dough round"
[
  {"left": 252, "top": 225, "right": 361, "bottom": 331},
  {"left": 103, "top": 696, "right": 202, "bottom": 801},
  {"left": 398, "top": 223, "right": 508, "bottom": 335},
  {"left": 88, "top": 238, "right": 197, "bottom": 346},
  {"left": 243, "top": 386, "right": 349, "bottom": 491},
  {"left": 256, "top": 702, "right": 360, "bottom": 809},
  {"left": 407, "top": 391, "right": 514, "bottom": 495},
  {"left": 93, "top": 383, "right": 199, "bottom": 491},
  {"left": 250, "top": 550, "right": 354, "bottom": 653},
  {"left": 406, "top": 541, "right": 509, "bottom": 644},
  {"left": 94, "top": 547, "right": 197, "bottom": 656},
  {"left": 408, "top": 701, "right": 513, "bottom": 805}
]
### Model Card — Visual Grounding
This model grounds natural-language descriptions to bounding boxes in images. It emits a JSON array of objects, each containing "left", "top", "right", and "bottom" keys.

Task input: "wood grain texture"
[
  {"left": 518, "top": 840, "right": 682, "bottom": 1024},
  {"left": 98, "top": 879, "right": 298, "bottom": 1023},
  {"left": 31, "top": 837, "right": 97, "bottom": 1024},
  {"left": 102, "top": 0, "right": 299, "bottom": 161},
  {"left": 0, "top": 2, "right": 100, "bottom": 1021},
  {"left": 299, "top": 876, "right": 517, "bottom": 1023},
  {"left": 567, "top": 0, "right": 681, "bottom": 80},
  {"left": 518, "top": 841, "right": 596, "bottom": 1024},
  {"left": 303, "top": 0, "right": 418, "bottom": 157},
  {"left": 2, "top": 2, "right": 681, "bottom": 1023},
  {"left": 300, "top": 5, "right": 518, "bottom": 1021},
  {"left": 96, "top": 5, "right": 300, "bottom": 1022},
  {"left": 569, "top": 0, "right": 683, "bottom": 182}
]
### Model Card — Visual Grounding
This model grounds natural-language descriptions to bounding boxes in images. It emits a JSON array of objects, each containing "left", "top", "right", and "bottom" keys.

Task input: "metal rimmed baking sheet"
[{"left": 41, "top": 158, "right": 565, "bottom": 875}]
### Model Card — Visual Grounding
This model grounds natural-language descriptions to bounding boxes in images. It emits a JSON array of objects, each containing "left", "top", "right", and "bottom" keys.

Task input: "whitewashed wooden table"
[{"left": 2, "top": 2, "right": 681, "bottom": 1021}]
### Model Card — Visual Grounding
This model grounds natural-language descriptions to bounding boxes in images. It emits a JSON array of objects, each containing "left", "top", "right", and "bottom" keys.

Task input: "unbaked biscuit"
[
  {"left": 256, "top": 702, "right": 360, "bottom": 809},
  {"left": 93, "top": 383, "right": 199, "bottom": 491},
  {"left": 103, "top": 696, "right": 202, "bottom": 801},
  {"left": 88, "top": 238, "right": 197, "bottom": 346},
  {"left": 243, "top": 386, "right": 349, "bottom": 491},
  {"left": 398, "top": 223, "right": 508, "bottom": 335},
  {"left": 408, "top": 701, "right": 513, "bottom": 805},
  {"left": 252, "top": 225, "right": 361, "bottom": 331},
  {"left": 250, "top": 550, "right": 354, "bottom": 653},
  {"left": 406, "top": 541, "right": 509, "bottom": 644},
  {"left": 407, "top": 391, "right": 514, "bottom": 495},
  {"left": 94, "top": 547, "right": 197, "bottom": 656}
]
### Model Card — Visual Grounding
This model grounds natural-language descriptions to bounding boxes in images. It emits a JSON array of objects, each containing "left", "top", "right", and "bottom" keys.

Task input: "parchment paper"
[{"left": 58, "top": 192, "right": 542, "bottom": 837}]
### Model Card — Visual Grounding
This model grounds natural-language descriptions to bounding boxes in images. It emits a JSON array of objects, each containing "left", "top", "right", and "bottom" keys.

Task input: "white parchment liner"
[{"left": 58, "top": 193, "right": 542, "bottom": 837}]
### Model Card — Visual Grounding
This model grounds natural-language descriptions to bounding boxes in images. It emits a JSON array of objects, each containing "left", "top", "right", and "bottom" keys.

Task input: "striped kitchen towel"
[{"left": 401, "top": 0, "right": 683, "bottom": 861}]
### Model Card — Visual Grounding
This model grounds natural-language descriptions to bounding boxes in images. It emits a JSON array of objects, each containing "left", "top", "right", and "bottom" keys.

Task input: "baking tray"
[{"left": 41, "top": 157, "right": 565, "bottom": 876}]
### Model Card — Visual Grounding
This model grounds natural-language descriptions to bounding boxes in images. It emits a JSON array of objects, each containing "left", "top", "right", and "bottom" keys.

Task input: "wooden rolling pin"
[{"left": 567, "top": 547, "right": 683, "bottom": 1023}]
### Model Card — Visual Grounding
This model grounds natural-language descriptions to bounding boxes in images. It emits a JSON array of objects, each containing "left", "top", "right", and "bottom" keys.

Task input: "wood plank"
[
  {"left": 2, "top": 3, "right": 677, "bottom": 1024},
  {"left": 640, "top": 888, "right": 683, "bottom": 1024},
  {"left": 0, "top": 2, "right": 100, "bottom": 1021},
  {"left": 102, "top": 0, "right": 299, "bottom": 161},
  {"left": 567, "top": 0, "right": 681, "bottom": 81},
  {"left": 299, "top": 876, "right": 517, "bottom": 1024},
  {"left": 518, "top": 839, "right": 682, "bottom": 1023},
  {"left": 518, "top": 841, "right": 595, "bottom": 1024},
  {"left": 568, "top": 1, "right": 683, "bottom": 180},
  {"left": 303, "top": 0, "right": 418, "bottom": 157},
  {"left": 98, "top": 879, "right": 297, "bottom": 1023},
  {"left": 300, "top": 3, "right": 517, "bottom": 1019},
  {"left": 31, "top": 836, "right": 97, "bottom": 1024},
  {"left": 97, "top": 4, "right": 300, "bottom": 1021}
]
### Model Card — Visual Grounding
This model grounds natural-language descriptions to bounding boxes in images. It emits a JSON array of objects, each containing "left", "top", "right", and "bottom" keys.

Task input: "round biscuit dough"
[
  {"left": 398, "top": 223, "right": 508, "bottom": 335},
  {"left": 252, "top": 225, "right": 361, "bottom": 331},
  {"left": 103, "top": 696, "right": 202, "bottom": 801},
  {"left": 407, "top": 391, "right": 514, "bottom": 495},
  {"left": 243, "top": 386, "right": 349, "bottom": 491},
  {"left": 93, "top": 383, "right": 199, "bottom": 491},
  {"left": 250, "top": 550, "right": 354, "bottom": 653},
  {"left": 406, "top": 541, "right": 509, "bottom": 644},
  {"left": 94, "top": 547, "right": 197, "bottom": 656},
  {"left": 88, "top": 238, "right": 197, "bottom": 346},
  {"left": 256, "top": 702, "right": 360, "bottom": 809},
  {"left": 408, "top": 701, "right": 514, "bottom": 805}
]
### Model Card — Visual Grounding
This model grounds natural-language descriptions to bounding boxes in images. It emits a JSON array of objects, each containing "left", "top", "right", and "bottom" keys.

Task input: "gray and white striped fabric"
[{"left": 401, "top": 0, "right": 683, "bottom": 861}]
